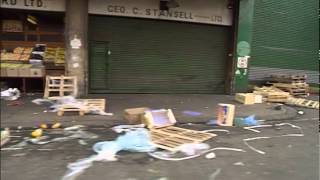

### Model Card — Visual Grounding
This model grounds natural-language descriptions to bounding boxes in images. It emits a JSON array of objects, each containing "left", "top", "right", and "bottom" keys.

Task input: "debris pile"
[{"left": 233, "top": 73, "right": 318, "bottom": 109}]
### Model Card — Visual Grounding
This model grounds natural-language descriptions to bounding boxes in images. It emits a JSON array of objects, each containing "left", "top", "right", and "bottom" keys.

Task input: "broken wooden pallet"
[
  {"left": 57, "top": 99, "right": 105, "bottom": 116},
  {"left": 150, "top": 126, "right": 216, "bottom": 151},
  {"left": 44, "top": 75, "right": 78, "bottom": 98},
  {"left": 286, "top": 97, "right": 319, "bottom": 109}
]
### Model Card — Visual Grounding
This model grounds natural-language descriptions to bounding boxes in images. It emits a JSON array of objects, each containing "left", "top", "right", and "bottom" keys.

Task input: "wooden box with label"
[
  {"left": 6, "top": 64, "right": 21, "bottom": 77},
  {"left": 30, "top": 66, "right": 45, "bottom": 77}
]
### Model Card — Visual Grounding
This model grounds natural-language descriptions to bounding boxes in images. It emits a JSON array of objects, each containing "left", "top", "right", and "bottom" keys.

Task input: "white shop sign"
[
  {"left": 0, "top": 0, "right": 65, "bottom": 11},
  {"left": 1, "top": 0, "right": 233, "bottom": 26},
  {"left": 89, "top": 0, "right": 233, "bottom": 26}
]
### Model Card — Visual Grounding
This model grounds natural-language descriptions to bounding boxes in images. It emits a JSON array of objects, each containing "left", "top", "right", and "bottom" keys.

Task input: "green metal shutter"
[
  {"left": 89, "top": 16, "right": 230, "bottom": 93},
  {"left": 249, "top": 0, "right": 319, "bottom": 84},
  {"left": 89, "top": 41, "right": 109, "bottom": 91}
]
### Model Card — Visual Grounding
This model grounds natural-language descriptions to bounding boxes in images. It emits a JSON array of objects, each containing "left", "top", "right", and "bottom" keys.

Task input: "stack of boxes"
[
  {"left": 44, "top": 47, "right": 65, "bottom": 65},
  {"left": 0, "top": 63, "right": 44, "bottom": 77},
  {"left": 0, "top": 47, "right": 32, "bottom": 61}
]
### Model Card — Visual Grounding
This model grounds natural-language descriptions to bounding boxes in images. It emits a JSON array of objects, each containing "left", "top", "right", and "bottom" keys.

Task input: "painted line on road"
[{"left": 290, "top": 118, "right": 319, "bottom": 122}]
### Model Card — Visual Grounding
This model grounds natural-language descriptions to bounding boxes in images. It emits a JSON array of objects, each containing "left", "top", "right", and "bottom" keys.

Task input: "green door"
[
  {"left": 89, "top": 16, "right": 230, "bottom": 93},
  {"left": 89, "top": 41, "right": 109, "bottom": 93}
]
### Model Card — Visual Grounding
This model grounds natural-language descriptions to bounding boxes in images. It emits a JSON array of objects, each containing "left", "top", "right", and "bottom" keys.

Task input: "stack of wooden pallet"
[
  {"left": 268, "top": 74, "right": 309, "bottom": 97},
  {"left": 253, "top": 86, "right": 290, "bottom": 103}
]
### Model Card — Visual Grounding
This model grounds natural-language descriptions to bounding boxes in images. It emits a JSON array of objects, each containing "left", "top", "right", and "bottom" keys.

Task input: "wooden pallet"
[
  {"left": 268, "top": 83, "right": 309, "bottom": 97},
  {"left": 44, "top": 75, "right": 78, "bottom": 98},
  {"left": 57, "top": 99, "right": 105, "bottom": 116},
  {"left": 286, "top": 97, "right": 319, "bottom": 109},
  {"left": 150, "top": 126, "right": 216, "bottom": 151},
  {"left": 253, "top": 86, "right": 290, "bottom": 102}
]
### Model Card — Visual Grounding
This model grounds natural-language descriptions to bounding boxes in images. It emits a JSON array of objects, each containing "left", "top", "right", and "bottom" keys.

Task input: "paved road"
[
  {"left": 1, "top": 107, "right": 318, "bottom": 180},
  {"left": 1, "top": 94, "right": 300, "bottom": 128}
]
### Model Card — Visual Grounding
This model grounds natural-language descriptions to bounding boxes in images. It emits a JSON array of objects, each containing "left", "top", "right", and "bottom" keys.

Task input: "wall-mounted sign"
[
  {"left": 89, "top": 0, "right": 233, "bottom": 26},
  {"left": 0, "top": 0, "right": 65, "bottom": 11},
  {"left": 237, "top": 56, "right": 249, "bottom": 68},
  {"left": 2, "top": 20, "right": 23, "bottom": 32},
  {"left": 70, "top": 37, "right": 82, "bottom": 49},
  {"left": 1, "top": 0, "right": 233, "bottom": 26}
]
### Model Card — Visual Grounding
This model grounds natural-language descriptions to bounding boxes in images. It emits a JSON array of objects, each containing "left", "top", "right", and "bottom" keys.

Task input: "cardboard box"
[
  {"left": 0, "top": 64, "right": 8, "bottom": 77},
  {"left": 6, "top": 64, "right": 21, "bottom": 77},
  {"left": 30, "top": 66, "right": 45, "bottom": 77},
  {"left": 216, "top": 104, "right": 235, "bottom": 126},
  {"left": 18, "top": 64, "right": 32, "bottom": 77},
  {"left": 235, "top": 93, "right": 255, "bottom": 105},
  {"left": 124, "top": 107, "right": 150, "bottom": 124},
  {"left": 143, "top": 109, "right": 176, "bottom": 129}
]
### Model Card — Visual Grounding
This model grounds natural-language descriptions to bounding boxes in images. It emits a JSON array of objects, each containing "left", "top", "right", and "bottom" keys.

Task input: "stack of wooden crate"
[{"left": 268, "top": 74, "right": 309, "bottom": 97}]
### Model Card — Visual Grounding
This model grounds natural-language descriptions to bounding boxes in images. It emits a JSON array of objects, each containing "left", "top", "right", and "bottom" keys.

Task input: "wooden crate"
[
  {"left": 235, "top": 93, "right": 255, "bottom": 105},
  {"left": 150, "top": 126, "right": 216, "bottom": 151},
  {"left": 216, "top": 104, "right": 235, "bottom": 126},
  {"left": 44, "top": 75, "right": 77, "bottom": 98}
]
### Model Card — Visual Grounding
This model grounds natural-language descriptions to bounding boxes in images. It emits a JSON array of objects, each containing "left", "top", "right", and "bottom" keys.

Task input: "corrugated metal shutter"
[
  {"left": 249, "top": 0, "right": 319, "bottom": 84},
  {"left": 89, "top": 16, "right": 230, "bottom": 93}
]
